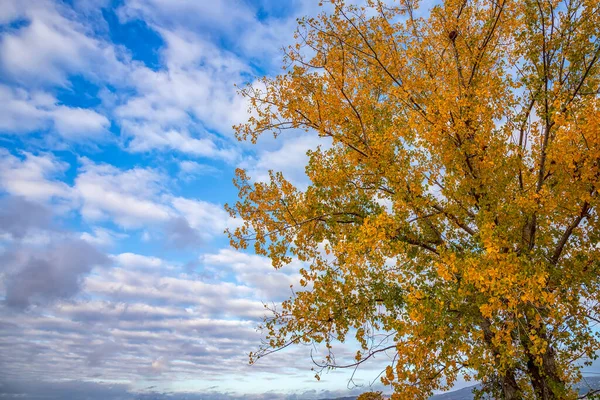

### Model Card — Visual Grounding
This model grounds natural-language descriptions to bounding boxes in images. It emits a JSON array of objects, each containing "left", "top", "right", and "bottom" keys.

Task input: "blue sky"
[
  {"left": 0, "top": 0, "right": 397, "bottom": 399},
  {"left": 7, "top": 1, "right": 599, "bottom": 399}
]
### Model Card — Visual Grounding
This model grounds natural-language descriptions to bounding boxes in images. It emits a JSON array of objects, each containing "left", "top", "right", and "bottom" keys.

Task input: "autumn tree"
[
  {"left": 226, "top": 0, "right": 600, "bottom": 398},
  {"left": 358, "top": 391, "right": 385, "bottom": 400}
]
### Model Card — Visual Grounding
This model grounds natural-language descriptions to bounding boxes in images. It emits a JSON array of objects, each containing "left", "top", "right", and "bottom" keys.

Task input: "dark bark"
[
  {"left": 522, "top": 319, "right": 566, "bottom": 399},
  {"left": 481, "top": 318, "right": 523, "bottom": 399}
]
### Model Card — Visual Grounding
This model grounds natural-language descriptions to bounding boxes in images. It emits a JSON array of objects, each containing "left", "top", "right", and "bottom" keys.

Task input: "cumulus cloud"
[
  {"left": 113, "top": 252, "right": 165, "bottom": 269},
  {"left": 171, "top": 197, "right": 236, "bottom": 239},
  {"left": 118, "top": 0, "right": 255, "bottom": 35},
  {"left": 0, "top": 85, "right": 52, "bottom": 133},
  {"left": 84, "top": 264, "right": 261, "bottom": 318},
  {"left": 74, "top": 159, "right": 233, "bottom": 243},
  {"left": 163, "top": 217, "right": 203, "bottom": 249},
  {"left": 51, "top": 104, "right": 110, "bottom": 138},
  {"left": 0, "top": 194, "right": 291, "bottom": 389},
  {"left": 1, "top": 152, "right": 232, "bottom": 244},
  {"left": 0, "top": 0, "right": 318, "bottom": 156},
  {"left": 0, "top": 149, "right": 73, "bottom": 203},
  {"left": 113, "top": 32, "right": 246, "bottom": 160},
  {"left": 178, "top": 160, "right": 220, "bottom": 180},
  {"left": 0, "top": 196, "right": 54, "bottom": 239},
  {"left": 80, "top": 227, "right": 128, "bottom": 247},
  {"left": 0, "top": 84, "right": 110, "bottom": 140},
  {"left": 117, "top": 0, "right": 320, "bottom": 68},
  {"left": 107, "top": 0, "right": 325, "bottom": 160},
  {"left": 0, "top": 209, "right": 365, "bottom": 397},
  {"left": 0, "top": 195, "right": 110, "bottom": 309},
  {"left": 75, "top": 159, "right": 172, "bottom": 227},
  {"left": 202, "top": 248, "right": 303, "bottom": 300},
  {"left": 1, "top": 239, "right": 110, "bottom": 308},
  {"left": 0, "top": 254, "right": 292, "bottom": 388},
  {"left": 0, "top": 0, "right": 129, "bottom": 86}
]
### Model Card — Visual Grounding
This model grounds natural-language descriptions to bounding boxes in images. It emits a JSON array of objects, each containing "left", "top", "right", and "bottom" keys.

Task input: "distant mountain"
[
  {"left": 429, "top": 385, "right": 478, "bottom": 400},
  {"left": 323, "top": 376, "right": 600, "bottom": 400},
  {"left": 430, "top": 376, "right": 600, "bottom": 400}
]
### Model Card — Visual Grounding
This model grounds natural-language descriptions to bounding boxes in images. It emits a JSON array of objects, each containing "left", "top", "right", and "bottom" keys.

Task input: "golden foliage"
[
  {"left": 227, "top": 0, "right": 600, "bottom": 399},
  {"left": 358, "top": 391, "right": 385, "bottom": 400}
]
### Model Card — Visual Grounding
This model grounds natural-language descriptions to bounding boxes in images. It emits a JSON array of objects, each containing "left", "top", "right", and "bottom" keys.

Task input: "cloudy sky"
[{"left": 0, "top": 0, "right": 400, "bottom": 399}]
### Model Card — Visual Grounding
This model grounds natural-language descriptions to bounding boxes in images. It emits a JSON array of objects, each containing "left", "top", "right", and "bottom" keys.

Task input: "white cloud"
[
  {"left": 73, "top": 159, "right": 234, "bottom": 238},
  {"left": 0, "top": 149, "right": 73, "bottom": 202},
  {"left": 243, "top": 134, "right": 330, "bottom": 189},
  {"left": 171, "top": 197, "right": 236, "bottom": 238},
  {"left": 80, "top": 227, "right": 128, "bottom": 247},
  {"left": 51, "top": 105, "right": 110, "bottom": 138},
  {"left": 1, "top": 238, "right": 110, "bottom": 309},
  {"left": 75, "top": 159, "right": 172, "bottom": 227},
  {"left": 0, "top": 0, "right": 129, "bottom": 86},
  {"left": 119, "top": 121, "right": 237, "bottom": 160},
  {"left": 0, "top": 241, "right": 334, "bottom": 392},
  {"left": 113, "top": 252, "right": 165, "bottom": 269},
  {"left": 118, "top": 0, "right": 254, "bottom": 41},
  {"left": 84, "top": 264, "right": 262, "bottom": 318},
  {"left": 0, "top": 85, "right": 50, "bottom": 133},
  {"left": 0, "top": 153, "right": 234, "bottom": 239},
  {"left": 0, "top": 0, "right": 26, "bottom": 24},
  {"left": 112, "top": 1, "right": 311, "bottom": 159},
  {"left": 113, "top": 32, "right": 248, "bottom": 160},
  {"left": 0, "top": 84, "right": 110, "bottom": 140},
  {"left": 117, "top": 0, "right": 320, "bottom": 69},
  {"left": 202, "top": 248, "right": 304, "bottom": 300},
  {"left": 178, "top": 160, "right": 220, "bottom": 180},
  {"left": 0, "top": 0, "right": 309, "bottom": 157},
  {"left": 203, "top": 248, "right": 273, "bottom": 272}
]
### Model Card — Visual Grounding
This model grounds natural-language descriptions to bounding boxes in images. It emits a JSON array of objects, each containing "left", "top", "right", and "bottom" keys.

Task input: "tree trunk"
[
  {"left": 522, "top": 321, "right": 566, "bottom": 399},
  {"left": 481, "top": 317, "right": 522, "bottom": 399}
]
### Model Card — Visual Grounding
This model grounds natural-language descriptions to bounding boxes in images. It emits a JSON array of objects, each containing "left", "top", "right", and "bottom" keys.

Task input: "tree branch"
[{"left": 551, "top": 202, "right": 591, "bottom": 264}]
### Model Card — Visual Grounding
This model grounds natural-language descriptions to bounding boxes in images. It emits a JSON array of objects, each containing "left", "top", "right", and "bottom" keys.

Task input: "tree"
[
  {"left": 226, "top": 0, "right": 600, "bottom": 398},
  {"left": 358, "top": 391, "right": 385, "bottom": 400}
]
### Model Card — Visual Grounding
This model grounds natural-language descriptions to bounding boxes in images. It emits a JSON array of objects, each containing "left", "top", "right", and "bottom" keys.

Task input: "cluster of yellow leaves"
[
  {"left": 226, "top": 0, "right": 600, "bottom": 399},
  {"left": 358, "top": 391, "right": 385, "bottom": 400}
]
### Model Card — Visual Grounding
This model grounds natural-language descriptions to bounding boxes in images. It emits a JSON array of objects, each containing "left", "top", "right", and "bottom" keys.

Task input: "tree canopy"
[
  {"left": 358, "top": 391, "right": 386, "bottom": 400},
  {"left": 226, "top": 0, "right": 600, "bottom": 398}
]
